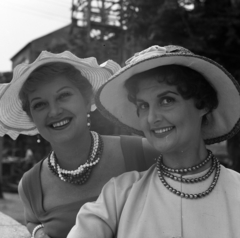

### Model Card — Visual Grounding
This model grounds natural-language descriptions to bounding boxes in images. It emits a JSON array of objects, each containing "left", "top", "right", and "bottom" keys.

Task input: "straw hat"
[
  {"left": 96, "top": 45, "right": 240, "bottom": 144},
  {"left": 0, "top": 51, "right": 121, "bottom": 140}
]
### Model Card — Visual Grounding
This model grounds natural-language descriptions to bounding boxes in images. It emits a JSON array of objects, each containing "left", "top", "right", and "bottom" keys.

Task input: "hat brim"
[
  {"left": 96, "top": 53, "right": 240, "bottom": 145},
  {"left": 0, "top": 51, "right": 120, "bottom": 139}
]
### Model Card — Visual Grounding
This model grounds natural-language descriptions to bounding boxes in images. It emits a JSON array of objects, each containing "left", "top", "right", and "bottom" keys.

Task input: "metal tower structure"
[
  {"left": 70, "top": 0, "right": 125, "bottom": 63},
  {"left": 71, "top": 0, "right": 121, "bottom": 28}
]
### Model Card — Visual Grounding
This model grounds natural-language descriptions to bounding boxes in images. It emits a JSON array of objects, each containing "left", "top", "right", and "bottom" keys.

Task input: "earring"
[
  {"left": 87, "top": 113, "right": 91, "bottom": 128},
  {"left": 37, "top": 134, "right": 41, "bottom": 143}
]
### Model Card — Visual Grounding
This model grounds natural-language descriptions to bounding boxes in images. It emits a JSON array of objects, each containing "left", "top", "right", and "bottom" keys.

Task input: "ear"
[
  {"left": 86, "top": 100, "right": 92, "bottom": 112},
  {"left": 86, "top": 97, "right": 96, "bottom": 112},
  {"left": 200, "top": 107, "right": 209, "bottom": 117}
]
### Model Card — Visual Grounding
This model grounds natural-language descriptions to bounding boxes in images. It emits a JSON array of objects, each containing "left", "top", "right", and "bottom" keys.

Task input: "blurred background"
[{"left": 0, "top": 0, "right": 240, "bottom": 225}]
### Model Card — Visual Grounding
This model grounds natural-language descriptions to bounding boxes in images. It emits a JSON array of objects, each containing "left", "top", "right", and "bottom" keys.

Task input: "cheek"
[
  {"left": 31, "top": 112, "right": 44, "bottom": 126},
  {"left": 175, "top": 113, "right": 199, "bottom": 140},
  {"left": 30, "top": 111, "right": 37, "bottom": 123},
  {"left": 138, "top": 115, "right": 148, "bottom": 130},
  {"left": 27, "top": 111, "right": 34, "bottom": 122}
]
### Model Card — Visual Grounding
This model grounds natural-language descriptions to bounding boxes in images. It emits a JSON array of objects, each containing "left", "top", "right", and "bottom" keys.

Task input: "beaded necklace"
[
  {"left": 161, "top": 157, "right": 217, "bottom": 183},
  {"left": 160, "top": 149, "right": 212, "bottom": 174},
  {"left": 156, "top": 150, "right": 221, "bottom": 199},
  {"left": 48, "top": 131, "right": 103, "bottom": 185}
]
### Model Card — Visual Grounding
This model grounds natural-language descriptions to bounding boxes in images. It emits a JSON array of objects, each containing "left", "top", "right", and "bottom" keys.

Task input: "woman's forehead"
[
  {"left": 28, "top": 76, "right": 75, "bottom": 96},
  {"left": 137, "top": 79, "right": 176, "bottom": 93}
]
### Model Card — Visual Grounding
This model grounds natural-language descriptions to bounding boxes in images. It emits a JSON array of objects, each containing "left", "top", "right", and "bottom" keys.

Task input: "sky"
[{"left": 0, "top": 0, "right": 72, "bottom": 72}]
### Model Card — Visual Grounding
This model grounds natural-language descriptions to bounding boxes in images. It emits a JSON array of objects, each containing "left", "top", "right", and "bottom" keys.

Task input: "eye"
[
  {"left": 58, "top": 92, "right": 72, "bottom": 100},
  {"left": 32, "top": 101, "right": 47, "bottom": 110},
  {"left": 137, "top": 102, "right": 149, "bottom": 111},
  {"left": 160, "top": 97, "right": 175, "bottom": 106}
]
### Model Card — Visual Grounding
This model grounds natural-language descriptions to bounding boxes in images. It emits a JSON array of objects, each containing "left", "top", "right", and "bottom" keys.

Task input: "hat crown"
[
  {"left": 125, "top": 45, "right": 193, "bottom": 65},
  {"left": 13, "top": 51, "right": 102, "bottom": 81}
]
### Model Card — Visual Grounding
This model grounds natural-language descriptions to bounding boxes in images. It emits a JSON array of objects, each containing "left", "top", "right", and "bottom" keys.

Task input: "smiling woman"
[
  {"left": 0, "top": 51, "right": 159, "bottom": 238},
  {"left": 19, "top": 63, "right": 92, "bottom": 146},
  {"left": 19, "top": 62, "right": 92, "bottom": 120},
  {"left": 67, "top": 45, "right": 240, "bottom": 238},
  {"left": 125, "top": 65, "right": 218, "bottom": 154}
]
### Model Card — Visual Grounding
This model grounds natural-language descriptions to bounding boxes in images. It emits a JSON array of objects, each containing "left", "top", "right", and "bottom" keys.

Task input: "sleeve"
[
  {"left": 67, "top": 173, "right": 137, "bottom": 238},
  {"left": 18, "top": 178, "right": 39, "bottom": 225}
]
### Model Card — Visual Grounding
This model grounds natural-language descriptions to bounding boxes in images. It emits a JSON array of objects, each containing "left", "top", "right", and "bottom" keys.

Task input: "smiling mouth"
[
  {"left": 50, "top": 119, "right": 71, "bottom": 129},
  {"left": 153, "top": 126, "right": 174, "bottom": 134}
]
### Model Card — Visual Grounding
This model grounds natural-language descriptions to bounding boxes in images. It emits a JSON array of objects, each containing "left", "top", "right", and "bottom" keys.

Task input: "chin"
[
  {"left": 151, "top": 139, "right": 174, "bottom": 154},
  {"left": 52, "top": 134, "right": 74, "bottom": 144}
]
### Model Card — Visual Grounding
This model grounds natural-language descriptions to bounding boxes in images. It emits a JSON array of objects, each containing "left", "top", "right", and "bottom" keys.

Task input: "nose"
[
  {"left": 147, "top": 105, "right": 162, "bottom": 125},
  {"left": 48, "top": 101, "right": 63, "bottom": 118}
]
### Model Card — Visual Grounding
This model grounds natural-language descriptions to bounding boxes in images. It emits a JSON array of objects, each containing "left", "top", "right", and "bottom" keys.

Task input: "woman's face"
[
  {"left": 28, "top": 75, "right": 91, "bottom": 145},
  {"left": 135, "top": 79, "right": 206, "bottom": 153}
]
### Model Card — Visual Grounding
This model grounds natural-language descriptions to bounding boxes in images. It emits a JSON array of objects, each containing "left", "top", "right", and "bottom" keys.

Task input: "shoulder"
[
  {"left": 101, "top": 135, "right": 142, "bottom": 158},
  {"left": 107, "top": 166, "right": 155, "bottom": 193},
  {"left": 95, "top": 166, "right": 155, "bottom": 211},
  {"left": 18, "top": 178, "right": 24, "bottom": 197},
  {"left": 101, "top": 135, "right": 122, "bottom": 159},
  {"left": 22, "top": 160, "right": 42, "bottom": 181},
  {"left": 220, "top": 165, "right": 240, "bottom": 188},
  {"left": 20, "top": 160, "right": 43, "bottom": 195},
  {"left": 113, "top": 170, "right": 142, "bottom": 187},
  {"left": 221, "top": 165, "right": 240, "bottom": 180},
  {"left": 103, "top": 134, "right": 146, "bottom": 154},
  {"left": 102, "top": 134, "right": 155, "bottom": 149},
  {"left": 102, "top": 135, "right": 142, "bottom": 145},
  {"left": 101, "top": 135, "right": 121, "bottom": 150}
]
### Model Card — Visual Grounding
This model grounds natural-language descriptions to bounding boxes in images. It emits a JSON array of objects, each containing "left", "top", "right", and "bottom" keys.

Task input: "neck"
[
  {"left": 161, "top": 143, "right": 211, "bottom": 175},
  {"left": 50, "top": 130, "right": 92, "bottom": 170}
]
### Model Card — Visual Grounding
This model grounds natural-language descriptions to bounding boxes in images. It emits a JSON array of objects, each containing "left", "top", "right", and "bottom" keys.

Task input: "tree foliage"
[{"left": 121, "top": 0, "right": 240, "bottom": 79}]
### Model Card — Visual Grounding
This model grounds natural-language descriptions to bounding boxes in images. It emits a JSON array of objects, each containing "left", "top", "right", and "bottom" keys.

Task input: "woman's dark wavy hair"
[
  {"left": 19, "top": 62, "right": 93, "bottom": 120},
  {"left": 124, "top": 65, "right": 218, "bottom": 125}
]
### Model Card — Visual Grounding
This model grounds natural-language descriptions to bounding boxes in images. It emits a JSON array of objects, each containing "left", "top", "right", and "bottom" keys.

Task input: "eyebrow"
[
  {"left": 30, "top": 97, "right": 41, "bottom": 104},
  {"left": 136, "top": 90, "right": 179, "bottom": 102},
  {"left": 157, "top": 91, "right": 179, "bottom": 98},
  {"left": 30, "top": 86, "right": 72, "bottom": 103},
  {"left": 57, "top": 86, "right": 72, "bottom": 93}
]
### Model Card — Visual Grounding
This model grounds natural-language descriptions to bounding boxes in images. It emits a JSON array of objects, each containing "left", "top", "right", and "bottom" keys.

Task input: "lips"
[
  {"left": 48, "top": 118, "right": 72, "bottom": 129},
  {"left": 152, "top": 126, "right": 174, "bottom": 134}
]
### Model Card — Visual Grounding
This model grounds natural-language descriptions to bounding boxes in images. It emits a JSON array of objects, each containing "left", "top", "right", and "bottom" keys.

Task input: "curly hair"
[
  {"left": 19, "top": 62, "right": 93, "bottom": 120},
  {"left": 124, "top": 65, "right": 218, "bottom": 125}
]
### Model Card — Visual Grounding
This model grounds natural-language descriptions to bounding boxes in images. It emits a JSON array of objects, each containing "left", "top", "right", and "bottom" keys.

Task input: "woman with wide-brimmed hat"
[
  {"left": 68, "top": 45, "right": 240, "bottom": 238},
  {"left": 0, "top": 51, "right": 158, "bottom": 238}
]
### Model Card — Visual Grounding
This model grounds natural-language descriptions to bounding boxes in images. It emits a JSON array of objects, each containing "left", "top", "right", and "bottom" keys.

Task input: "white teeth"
[
  {"left": 52, "top": 119, "right": 70, "bottom": 128},
  {"left": 154, "top": 127, "right": 173, "bottom": 134}
]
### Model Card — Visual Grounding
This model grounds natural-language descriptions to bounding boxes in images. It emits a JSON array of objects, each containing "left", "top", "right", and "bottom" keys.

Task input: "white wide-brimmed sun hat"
[
  {"left": 96, "top": 45, "right": 240, "bottom": 145},
  {"left": 0, "top": 51, "right": 121, "bottom": 140}
]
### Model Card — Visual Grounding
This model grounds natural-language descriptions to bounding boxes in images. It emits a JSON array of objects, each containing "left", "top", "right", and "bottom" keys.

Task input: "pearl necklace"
[
  {"left": 160, "top": 149, "right": 212, "bottom": 174},
  {"left": 156, "top": 152, "right": 221, "bottom": 199},
  {"left": 161, "top": 157, "right": 217, "bottom": 183},
  {"left": 48, "top": 131, "right": 103, "bottom": 185}
]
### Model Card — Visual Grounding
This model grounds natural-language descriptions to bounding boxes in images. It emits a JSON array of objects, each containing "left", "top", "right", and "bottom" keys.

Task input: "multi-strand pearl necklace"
[
  {"left": 156, "top": 150, "right": 221, "bottom": 199},
  {"left": 48, "top": 131, "right": 103, "bottom": 185},
  {"left": 160, "top": 150, "right": 213, "bottom": 174}
]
